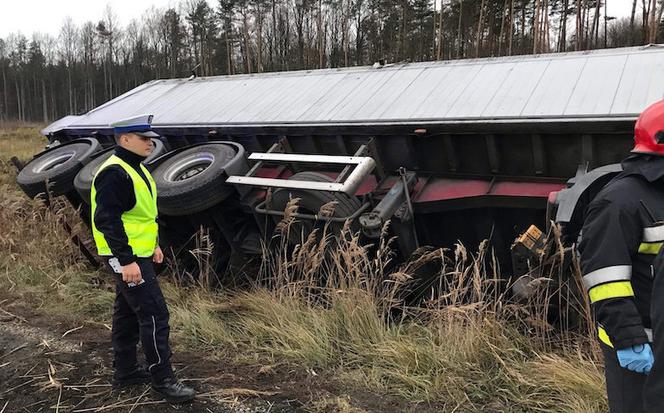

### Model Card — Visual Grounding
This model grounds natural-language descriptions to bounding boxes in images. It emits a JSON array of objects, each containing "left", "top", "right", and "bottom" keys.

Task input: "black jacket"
[
  {"left": 92, "top": 146, "right": 154, "bottom": 266},
  {"left": 579, "top": 155, "right": 664, "bottom": 350}
]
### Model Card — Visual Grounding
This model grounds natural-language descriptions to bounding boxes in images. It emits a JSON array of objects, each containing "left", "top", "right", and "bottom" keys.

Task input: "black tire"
[
  {"left": 151, "top": 143, "right": 239, "bottom": 216},
  {"left": 16, "top": 139, "right": 101, "bottom": 198},
  {"left": 270, "top": 172, "right": 362, "bottom": 243},
  {"left": 74, "top": 139, "right": 166, "bottom": 204}
]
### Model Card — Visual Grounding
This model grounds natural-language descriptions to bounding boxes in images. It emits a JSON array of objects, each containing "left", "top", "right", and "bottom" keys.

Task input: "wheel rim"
[
  {"left": 163, "top": 152, "right": 215, "bottom": 182},
  {"left": 32, "top": 151, "right": 76, "bottom": 173}
]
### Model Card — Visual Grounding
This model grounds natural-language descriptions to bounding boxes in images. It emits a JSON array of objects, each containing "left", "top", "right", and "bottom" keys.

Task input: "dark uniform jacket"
[
  {"left": 579, "top": 155, "right": 664, "bottom": 350},
  {"left": 93, "top": 146, "right": 152, "bottom": 266}
]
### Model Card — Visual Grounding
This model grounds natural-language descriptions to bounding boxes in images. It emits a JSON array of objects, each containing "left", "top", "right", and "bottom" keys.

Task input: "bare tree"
[
  {"left": 219, "top": 0, "right": 236, "bottom": 75},
  {"left": 476, "top": 0, "right": 486, "bottom": 56},
  {"left": 656, "top": 0, "right": 664, "bottom": 43},
  {"left": 508, "top": 0, "right": 514, "bottom": 54},
  {"left": 642, "top": 0, "right": 650, "bottom": 43},
  {"left": 317, "top": 0, "right": 323, "bottom": 68},
  {"left": 630, "top": 0, "right": 638, "bottom": 44},
  {"left": 80, "top": 22, "right": 97, "bottom": 111},
  {"left": 163, "top": 8, "right": 185, "bottom": 77},
  {"left": 437, "top": 0, "right": 445, "bottom": 59},
  {"left": 558, "top": 0, "right": 568, "bottom": 51},
  {"left": 59, "top": 17, "right": 78, "bottom": 114},
  {"left": 0, "top": 39, "right": 7, "bottom": 121},
  {"left": 254, "top": 0, "right": 268, "bottom": 72},
  {"left": 341, "top": 0, "right": 351, "bottom": 66},
  {"left": 238, "top": 0, "right": 253, "bottom": 72},
  {"left": 456, "top": 0, "right": 463, "bottom": 58},
  {"left": 104, "top": 5, "right": 119, "bottom": 97}
]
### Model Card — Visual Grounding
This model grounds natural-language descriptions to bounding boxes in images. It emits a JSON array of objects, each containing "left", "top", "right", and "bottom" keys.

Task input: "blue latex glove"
[{"left": 616, "top": 343, "right": 654, "bottom": 374}]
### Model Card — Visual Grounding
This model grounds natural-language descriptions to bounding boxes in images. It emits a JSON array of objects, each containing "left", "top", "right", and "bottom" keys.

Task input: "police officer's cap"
[{"left": 111, "top": 114, "right": 159, "bottom": 138}]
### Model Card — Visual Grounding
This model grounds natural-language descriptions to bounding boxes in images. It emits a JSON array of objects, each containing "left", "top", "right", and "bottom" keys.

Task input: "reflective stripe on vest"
[
  {"left": 91, "top": 155, "right": 158, "bottom": 257},
  {"left": 597, "top": 325, "right": 652, "bottom": 348}
]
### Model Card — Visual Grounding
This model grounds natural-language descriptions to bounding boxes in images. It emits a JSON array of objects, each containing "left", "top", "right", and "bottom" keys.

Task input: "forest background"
[{"left": 0, "top": 0, "right": 655, "bottom": 124}]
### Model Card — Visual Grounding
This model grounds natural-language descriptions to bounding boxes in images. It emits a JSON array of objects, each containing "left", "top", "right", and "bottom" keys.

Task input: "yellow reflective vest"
[{"left": 91, "top": 155, "right": 158, "bottom": 257}]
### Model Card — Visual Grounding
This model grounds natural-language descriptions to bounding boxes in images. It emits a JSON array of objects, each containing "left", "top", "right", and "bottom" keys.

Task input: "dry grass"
[
  {"left": 0, "top": 127, "right": 114, "bottom": 319},
  {"left": 164, "top": 201, "right": 607, "bottom": 411},
  {"left": 0, "top": 125, "right": 47, "bottom": 160},
  {"left": 308, "top": 396, "right": 368, "bottom": 413},
  {"left": 0, "top": 126, "right": 48, "bottom": 187},
  {"left": 0, "top": 127, "right": 608, "bottom": 412}
]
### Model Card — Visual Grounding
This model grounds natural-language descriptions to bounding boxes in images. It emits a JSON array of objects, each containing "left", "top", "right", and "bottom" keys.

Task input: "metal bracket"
[
  {"left": 245, "top": 140, "right": 285, "bottom": 177},
  {"left": 227, "top": 153, "right": 376, "bottom": 195},
  {"left": 255, "top": 201, "right": 371, "bottom": 222},
  {"left": 359, "top": 170, "right": 417, "bottom": 239},
  {"left": 335, "top": 142, "right": 374, "bottom": 183}
]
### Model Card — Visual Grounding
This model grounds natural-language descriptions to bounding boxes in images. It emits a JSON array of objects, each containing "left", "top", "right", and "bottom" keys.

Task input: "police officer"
[
  {"left": 578, "top": 101, "right": 664, "bottom": 412},
  {"left": 92, "top": 114, "right": 195, "bottom": 403}
]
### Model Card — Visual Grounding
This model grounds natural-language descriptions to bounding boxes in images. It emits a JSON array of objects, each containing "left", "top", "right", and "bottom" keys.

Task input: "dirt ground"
[
  {"left": 0, "top": 297, "right": 305, "bottom": 413},
  {"left": 0, "top": 293, "right": 435, "bottom": 413}
]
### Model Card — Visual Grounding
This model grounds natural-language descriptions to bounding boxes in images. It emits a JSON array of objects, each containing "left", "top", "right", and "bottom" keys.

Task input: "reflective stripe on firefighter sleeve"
[
  {"left": 640, "top": 225, "right": 664, "bottom": 254},
  {"left": 597, "top": 326, "right": 653, "bottom": 348},
  {"left": 643, "top": 224, "right": 664, "bottom": 243},
  {"left": 578, "top": 177, "right": 654, "bottom": 349},
  {"left": 582, "top": 265, "right": 632, "bottom": 290},
  {"left": 638, "top": 242, "right": 663, "bottom": 255},
  {"left": 588, "top": 281, "right": 635, "bottom": 303}
]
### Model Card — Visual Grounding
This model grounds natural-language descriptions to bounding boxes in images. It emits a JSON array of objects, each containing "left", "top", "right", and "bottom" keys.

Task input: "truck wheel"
[
  {"left": 17, "top": 138, "right": 101, "bottom": 198},
  {"left": 270, "top": 172, "right": 362, "bottom": 243},
  {"left": 151, "top": 143, "right": 238, "bottom": 216},
  {"left": 74, "top": 139, "right": 166, "bottom": 204}
]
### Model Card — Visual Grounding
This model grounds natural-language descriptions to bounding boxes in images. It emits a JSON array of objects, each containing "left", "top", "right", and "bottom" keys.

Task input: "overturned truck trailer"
[{"left": 18, "top": 45, "right": 664, "bottom": 276}]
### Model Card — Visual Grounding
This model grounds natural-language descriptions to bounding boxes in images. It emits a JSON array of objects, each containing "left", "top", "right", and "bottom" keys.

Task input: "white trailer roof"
[{"left": 50, "top": 44, "right": 664, "bottom": 132}]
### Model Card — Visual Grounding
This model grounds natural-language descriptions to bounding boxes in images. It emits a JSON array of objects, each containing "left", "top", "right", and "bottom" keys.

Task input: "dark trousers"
[
  {"left": 108, "top": 257, "right": 174, "bottom": 381},
  {"left": 645, "top": 262, "right": 664, "bottom": 412},
  {"left": 603, "top": 344, "right": 647, "bottom": 413}
]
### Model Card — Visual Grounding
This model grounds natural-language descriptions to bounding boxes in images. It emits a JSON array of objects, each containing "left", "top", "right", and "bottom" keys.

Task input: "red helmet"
[{"left": 633, "top": 100, "right": 664, "bottom": 155}]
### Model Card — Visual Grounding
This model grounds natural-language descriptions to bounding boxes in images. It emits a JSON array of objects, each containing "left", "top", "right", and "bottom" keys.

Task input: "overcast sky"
[
  {"left": 0, "top": 0, "right": 636, "bottom": 39},
  {"left": 0, "top": 0, "right": 180, "bottom": 38}
]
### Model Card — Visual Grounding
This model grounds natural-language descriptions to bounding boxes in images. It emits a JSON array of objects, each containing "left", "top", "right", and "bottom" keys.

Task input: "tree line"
[{"left": 0, "top": 0, "right": 659, "bottom": 124}]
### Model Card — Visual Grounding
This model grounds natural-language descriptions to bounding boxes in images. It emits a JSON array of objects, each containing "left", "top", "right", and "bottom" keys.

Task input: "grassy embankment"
[{"left": 0, "top": 126, "right": 607, "bottom": 412}]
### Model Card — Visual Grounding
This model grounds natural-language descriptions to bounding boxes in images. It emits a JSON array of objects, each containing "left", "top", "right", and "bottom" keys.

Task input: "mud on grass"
[
  {"left": 0, "top": 294, "right": 305, "bottom": 413},
  {"left": 0, "top": 293, "right": 438, "bottom": 413}
]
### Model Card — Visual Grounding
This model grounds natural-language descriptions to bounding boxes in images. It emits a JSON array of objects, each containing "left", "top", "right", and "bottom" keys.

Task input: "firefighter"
[
  {"left": 578, "top": 100, "right": 664, "bottom": 412},
  {"left": 91, "top": 114, "right": 195, "bottom": 403}
]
